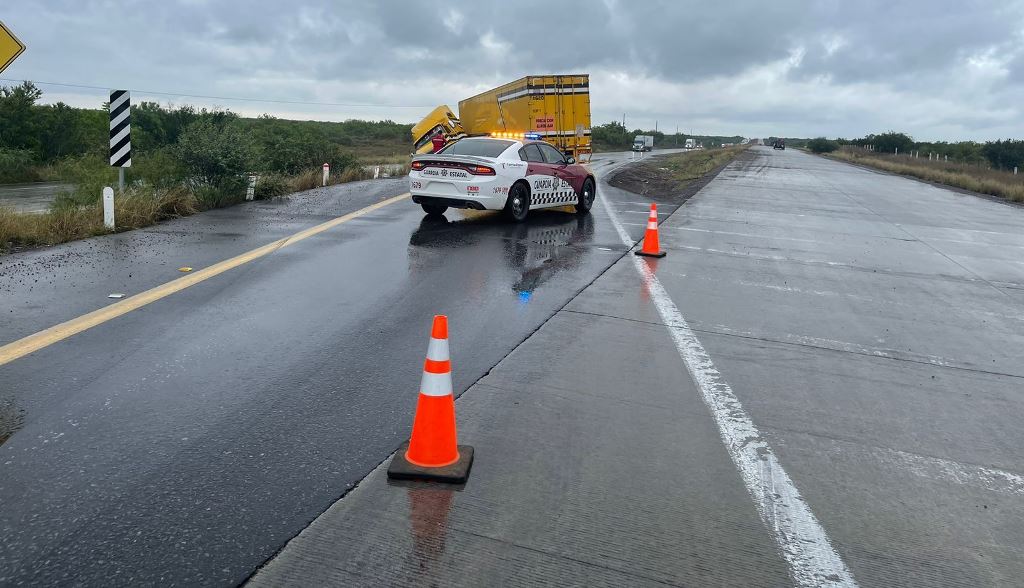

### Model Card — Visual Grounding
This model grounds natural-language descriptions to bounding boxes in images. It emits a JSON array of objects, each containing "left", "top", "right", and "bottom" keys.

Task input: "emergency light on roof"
[
  {"left": 488, "top": 131, "right": 544, "bottom": 141},
  {"left": 490, "top": 131, "right": 526, "bottom": 140}
]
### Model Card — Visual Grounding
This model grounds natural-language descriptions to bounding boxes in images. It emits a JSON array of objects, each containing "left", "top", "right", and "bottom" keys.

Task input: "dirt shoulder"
[{"left": 608, "top": 147, "right": 751, "bottom": 202}]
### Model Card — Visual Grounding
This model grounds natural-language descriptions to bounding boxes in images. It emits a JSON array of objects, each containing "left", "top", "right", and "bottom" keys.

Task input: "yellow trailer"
[
  {"left": 459, "top": 74, "right": 591, "bottom": 160},
  {"left": 411, "top": 75, "right": 592, "bottom": 159}
]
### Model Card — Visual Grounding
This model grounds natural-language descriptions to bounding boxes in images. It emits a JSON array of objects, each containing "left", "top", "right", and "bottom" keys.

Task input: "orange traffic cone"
[
  {"left": 634, "top": 203, "right": 667, "bottom": 258},
  {"left": 388, "top": 315, "right": 474, "bottom": 483}
]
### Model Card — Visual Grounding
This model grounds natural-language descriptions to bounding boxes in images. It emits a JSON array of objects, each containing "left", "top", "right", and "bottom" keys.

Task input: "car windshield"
[{"left": 439, "top": 139, "right": 513, "bottom": 158}]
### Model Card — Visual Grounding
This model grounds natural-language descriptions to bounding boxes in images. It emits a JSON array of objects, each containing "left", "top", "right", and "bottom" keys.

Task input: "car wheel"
[
  {"left": 504, "top": 182, "right": 530, "bottom": 223},
  {"left": 575, "top": 178, "right": 596, "bottom": 214},
  {"left": 421, "top": 202, "right": 448, "bottom": 216}
]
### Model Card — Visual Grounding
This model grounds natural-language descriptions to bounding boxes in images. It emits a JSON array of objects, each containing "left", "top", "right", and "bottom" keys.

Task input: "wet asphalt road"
[
  {"left": 252, "top": 147, "right": 1024, "bottom": 587},
  {"left": 0, "top": 151, "right": 676, "bottom": 585}
]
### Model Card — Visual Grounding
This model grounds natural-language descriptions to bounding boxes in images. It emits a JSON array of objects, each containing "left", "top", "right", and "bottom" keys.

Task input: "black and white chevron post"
[{"left": 109, "top": 89, "right": 131, "bottom": 168}]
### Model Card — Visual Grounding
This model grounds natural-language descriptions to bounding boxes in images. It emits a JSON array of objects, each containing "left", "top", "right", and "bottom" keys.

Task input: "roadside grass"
[
  {"left": 828, "top": 147, "right": 1024, "bottom": 203},
  {"left": 359, "top": 153, "right": 411, "bottom": 166},
  {"left": 1, "top": 160, "right": 406, "bottom": 254},
  {"left": 1, "top": 186, "right": 199, "bottom": 251},
  {"left": 608, "top": 145, "right": 748, "bottom": 198},
  {"left": 657, "top": 146, "right": 749, "bottom": 184}
]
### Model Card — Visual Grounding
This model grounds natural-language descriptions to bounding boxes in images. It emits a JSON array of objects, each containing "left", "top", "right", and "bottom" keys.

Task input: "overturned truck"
[{"left": 412, "top": 74, "right": 592, "bottom": 161}]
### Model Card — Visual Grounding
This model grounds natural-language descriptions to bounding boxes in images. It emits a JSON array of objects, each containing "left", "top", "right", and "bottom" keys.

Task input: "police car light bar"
[{"left": 490, "top": 131, "right": 540, "bottom": 140}]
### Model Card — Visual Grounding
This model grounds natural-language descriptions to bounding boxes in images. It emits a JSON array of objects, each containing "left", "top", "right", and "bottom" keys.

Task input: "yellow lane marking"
[{"left": 0, "top": 192, "right": 410, "bottom": 366}]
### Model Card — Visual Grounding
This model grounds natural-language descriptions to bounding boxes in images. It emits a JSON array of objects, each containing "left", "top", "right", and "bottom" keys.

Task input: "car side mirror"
[{"left": 565, "top": 156, "right": 576, "bottom": 165}]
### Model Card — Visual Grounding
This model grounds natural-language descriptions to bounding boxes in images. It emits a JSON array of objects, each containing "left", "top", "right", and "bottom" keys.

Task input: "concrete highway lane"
[
  {"left": 0, "top": 152, "right": 673, "bottom": 585},
  {"left": 251, "top": 147, "right": 1024, "bottom": 587}
]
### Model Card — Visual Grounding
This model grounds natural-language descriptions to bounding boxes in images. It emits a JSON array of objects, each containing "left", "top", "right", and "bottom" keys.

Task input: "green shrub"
[
  {"left": 49, "top": 153, "right": 117, "bottom": 204},
  {"left": 130, "top": 147, "right": 187, "bottom": 188},
  {"left": 0, "top": 148, "right": 41, "bottom": 183},
  {"left": 193, "top": 178, "right": 247, "bottom": 209},
  {"left": 175, "top": 117, "right": 254, "bottom": 185},
  {"left": 807, "top": 137, "right": 839, "bottom": 153},
  {"left": 253, "top": 174, "right": 290, "bottom": 199}
]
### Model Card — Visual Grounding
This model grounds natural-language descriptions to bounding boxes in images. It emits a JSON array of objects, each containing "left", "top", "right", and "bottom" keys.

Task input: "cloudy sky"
[{"left": 4, "top": 0, "right": 1024, "bottom": 140}]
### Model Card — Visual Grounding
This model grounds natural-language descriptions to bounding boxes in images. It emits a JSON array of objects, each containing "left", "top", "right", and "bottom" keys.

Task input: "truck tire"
[
  {"left": 575, "top": 178, "right": 595, "bottom": 215},
  {"left": 421, "top": 202, "right": 448, "bottom": 216},
  {"left": 504, "top": 182, "right": 530, "bottom": 223}
]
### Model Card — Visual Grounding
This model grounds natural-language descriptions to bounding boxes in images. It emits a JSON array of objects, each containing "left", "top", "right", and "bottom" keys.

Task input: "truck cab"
[
  {"left": 412, "top": 105, "right": 466, "bottom": 154},
  {"left": 632, "top": 135, "right": 653, "bottom": 152}
]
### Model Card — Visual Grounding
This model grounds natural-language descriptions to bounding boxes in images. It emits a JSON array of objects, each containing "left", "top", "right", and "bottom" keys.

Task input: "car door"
[
  {"left": 519, "top": 143, "right": 557, "bottom": 206},
  {"left": 537, "top": 143, "right": 582, "bottom": 201}
]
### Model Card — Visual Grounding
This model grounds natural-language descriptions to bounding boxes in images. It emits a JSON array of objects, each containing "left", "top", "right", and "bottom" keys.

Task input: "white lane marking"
[{"left": 600, "top": 196, "right": 857, "bottom": 587}]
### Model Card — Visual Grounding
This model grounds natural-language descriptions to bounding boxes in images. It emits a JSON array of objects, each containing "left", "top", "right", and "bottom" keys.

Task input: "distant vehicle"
[
  {"left": 685, "top": 138, "right": 696, "bottom": 150},
  {"left": 411, "top": 75, "right": 592, "bottom": 162},
  {"left": 409, "top": 137, "right": 596, "bottom": 223},
  {"left": 773, "top": 139, "right": 786, "bottom": 150},
  {"left": 632, "top": 135, "right": 654, "bottom": 152}
]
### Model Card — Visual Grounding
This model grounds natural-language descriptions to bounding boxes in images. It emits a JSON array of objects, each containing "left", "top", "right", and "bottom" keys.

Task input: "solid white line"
[{"left": 600, "top": 196, "right": 857, "bottom": 587}]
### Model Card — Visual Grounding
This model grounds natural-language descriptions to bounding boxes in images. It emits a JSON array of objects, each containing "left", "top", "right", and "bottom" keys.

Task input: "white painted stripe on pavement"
[{"left": 600, "top": 196, "right": 857, "bottom": 587}]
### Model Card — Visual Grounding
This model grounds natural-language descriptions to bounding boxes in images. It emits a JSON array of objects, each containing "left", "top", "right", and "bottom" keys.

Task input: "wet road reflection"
[
  {"left": 405, "top": 485, "right": 455, "bottom": 577},
  {"left": 409, "top": 209, "right": 596, "bottom": 302}
]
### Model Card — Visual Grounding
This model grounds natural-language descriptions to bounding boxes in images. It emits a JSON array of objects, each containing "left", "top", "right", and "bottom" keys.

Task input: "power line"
[{"left": 0, "top": 78, "right": 432, "bottom": 109}]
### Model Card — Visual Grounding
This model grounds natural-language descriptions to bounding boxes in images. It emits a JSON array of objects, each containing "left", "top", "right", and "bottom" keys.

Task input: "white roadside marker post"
[
  {"left": 322, "top": 163, "right": 329, "bottom": 186},
  {"left": 1015, "top": 167, "right": 1018, "bottom": 175},
  {"left": 374, "top": 165, "right": 380, "bottom": 179},
  {"left": 103, "top": 187, "right": 115, "bottom": 229}
]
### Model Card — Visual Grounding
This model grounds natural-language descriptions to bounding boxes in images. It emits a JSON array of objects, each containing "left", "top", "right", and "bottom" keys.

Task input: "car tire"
[
  {"left": 504, "top": 182, "right": 530, "bottom": 223},
  {"left": 421, "top": 202, "right": 448, "bottom": 216},
  {"left": 575, "top": 178, "right": 596, "bottom": 215}
]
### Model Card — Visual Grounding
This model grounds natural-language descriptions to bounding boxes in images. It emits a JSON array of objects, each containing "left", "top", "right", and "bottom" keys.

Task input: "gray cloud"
[{"left": 5, "top": 0, "right": 1024, "bottom": 139}]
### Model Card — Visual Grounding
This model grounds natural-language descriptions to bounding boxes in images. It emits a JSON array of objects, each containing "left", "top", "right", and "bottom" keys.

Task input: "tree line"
[
  {"left": 591, "top": 121, "right": 743, "bottom": 151},
  {"left": 0, "top": 81, "right": 412, "bottom": 190},
  {"left": 805, "top": 131, "right": 1024, "bottom": 170}
]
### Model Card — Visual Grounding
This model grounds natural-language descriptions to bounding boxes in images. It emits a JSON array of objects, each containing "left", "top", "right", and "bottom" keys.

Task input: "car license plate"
[{"left": 422, "top": 167, "right": 470, "bottom": 180}]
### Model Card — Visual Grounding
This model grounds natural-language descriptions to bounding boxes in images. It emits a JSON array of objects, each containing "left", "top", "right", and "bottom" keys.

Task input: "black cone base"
[{"left": 387, "top": 442, "right": 474, "bottom": 484}]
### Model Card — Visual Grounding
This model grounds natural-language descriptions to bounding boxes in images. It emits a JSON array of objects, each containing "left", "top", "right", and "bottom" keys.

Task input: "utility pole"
[{"left": 622, "top": 113, "right": 625, "bottom": 128}]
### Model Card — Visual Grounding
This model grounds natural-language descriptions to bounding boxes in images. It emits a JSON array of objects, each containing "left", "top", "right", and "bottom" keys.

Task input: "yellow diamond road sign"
[{"left": 0, "top": 21, "right": 26, "bottom": 75}]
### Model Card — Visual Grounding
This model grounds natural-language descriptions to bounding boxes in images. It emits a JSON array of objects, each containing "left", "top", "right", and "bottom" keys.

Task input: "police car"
[{"left": 409, "top": 135, "right": 596, "bottom": 222}]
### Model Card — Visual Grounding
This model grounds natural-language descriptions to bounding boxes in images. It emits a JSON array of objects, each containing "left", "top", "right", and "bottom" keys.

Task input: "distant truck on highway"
[
  {"left": 411, "top": 74, "right": 592, "bottom": 161},
  {"left": 773, "top": 138, "right": 786, "bottom": 150},
  {"left": 685, "top": 138, "right": 696, "bottom": 150},
  {"left": 632, "top": 135, "right": 653, "bottom": 152}
]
